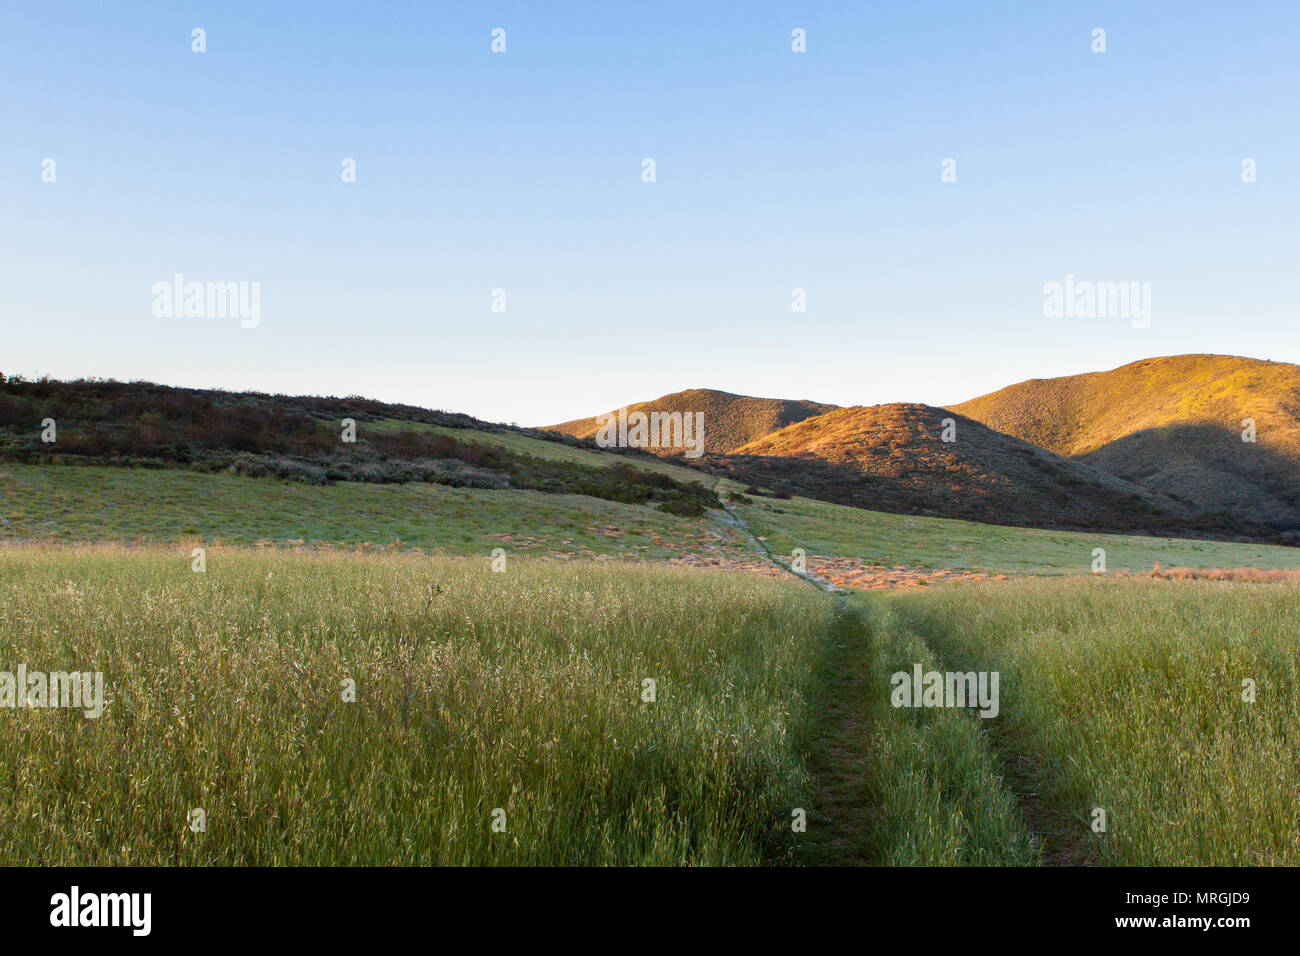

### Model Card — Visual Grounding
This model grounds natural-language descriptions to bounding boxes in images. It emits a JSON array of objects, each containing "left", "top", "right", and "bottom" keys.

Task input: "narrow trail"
[
  {"left": 798, "top": 609, "right": 884, "bottom": 865},
  {"left": 712, "top": 497, "right": 877, "bottom": 863},
  {"left": 714, "top": 499, "right": 844, "bottom": 598},
  {"left": 713, "top": 492, "right": 1057, "bottom": 867}
]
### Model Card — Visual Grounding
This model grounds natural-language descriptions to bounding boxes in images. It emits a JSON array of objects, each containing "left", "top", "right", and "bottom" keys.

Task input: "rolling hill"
[
  {"left": 709, "top": 403, "right": 1266, "bottom": 538},
  {"left": 0, "top": 377, "right": 719, "bottom": 516},
  {"left": 949, "top": 355, "right": 1300, "bottom": 529},
  {"left": 8, "top": 361, "right": 1298, "bottom": 546},
  {"left": 546, "top": 388, "right": 837, "bottom": 455}
]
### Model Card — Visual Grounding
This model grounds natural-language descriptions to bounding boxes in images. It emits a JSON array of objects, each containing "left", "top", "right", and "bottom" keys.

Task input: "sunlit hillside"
[
  {"left": 721, "top": 403, "right": 1207, "bottom": 536},
  {"left": 546, "top": 388, "right": 836, "bottom": 455},
  {"left": 950, "top": 355, "right": 1300, "bottom": 529}
]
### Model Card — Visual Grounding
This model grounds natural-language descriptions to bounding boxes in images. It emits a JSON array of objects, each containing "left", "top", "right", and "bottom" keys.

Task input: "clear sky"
[{"left": 3, "top": 1, "right": 1297, "bottom": 425}]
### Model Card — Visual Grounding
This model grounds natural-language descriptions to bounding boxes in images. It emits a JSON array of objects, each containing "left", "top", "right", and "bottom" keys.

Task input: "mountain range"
[
  {"left": 546, "top": 354, "right": 1300, "bottom": 540},
  {"left": 4, "top": 354, "right": 1295, "bottom": 544}
]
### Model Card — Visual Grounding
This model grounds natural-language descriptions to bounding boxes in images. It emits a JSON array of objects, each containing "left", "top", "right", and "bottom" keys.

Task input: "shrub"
[{"left": 659, "top": 495, "right": 707, "bottom": 517}]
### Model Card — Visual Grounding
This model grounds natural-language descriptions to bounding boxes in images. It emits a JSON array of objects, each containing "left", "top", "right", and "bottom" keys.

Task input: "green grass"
[
  {"left": 0, "top": 546, "right": 837, "bottom": 865},
  {"left": 5, "top": 536, "right": 1296, "bottom": 866},
  {"left": 879, "top": 577, "right": 1300, "bottom": 865},
  {"left": 799, "top": 591, "right": 1039, "bottom": 866},
  {"left": 7, "top": 458, "right": 1299, "bottom": 868},
  {"left": 368, "top": 419, "right": 718, "bottom": 486},
  {"left": 0, "top": 463, "right": 746, "bottom": 561},
  {"left": 736, "top": 493, "right": 1300, "bottom": 574}
]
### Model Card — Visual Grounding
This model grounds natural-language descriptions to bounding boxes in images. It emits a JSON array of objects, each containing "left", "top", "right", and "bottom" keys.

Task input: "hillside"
[
  {"left": 7, "top": 368, "right": 1298, "bottom": 547},
  {"left": 710, "top": 403, "right": 1268, "bottom": 538},
  {"left": 949, "top": 355, "right": 1300, "bottom": 529},
  {"left": 546, "top": 388, "right": 837, "bottom": 455},
  {"left": 0, "top": 377, "right": 718, "bottom": 516}
]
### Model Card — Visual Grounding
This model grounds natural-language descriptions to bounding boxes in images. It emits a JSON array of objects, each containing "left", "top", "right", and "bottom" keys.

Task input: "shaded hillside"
[
  {"left": 546, "top": 388, "right": 836, "bottom": 455},
  {"left": 712, "top": 404, "right": 1275, "bottom": 540},
  {"left": 950, "top": 355, "right": 1300, "bottom": 528},
  {"left": 0, "top": 377, "right": 717, "bottom": 515}
]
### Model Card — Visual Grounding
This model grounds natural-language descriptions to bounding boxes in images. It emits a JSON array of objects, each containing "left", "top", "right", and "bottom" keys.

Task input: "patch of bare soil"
[
  {"left": 806, "top": 557, "right": 1008, "bottom": 591},
  {"left": 1129, "top": 563, "right": 1300, "bottom": 582},
  {"left": 662, "top": 552, "right": 1014, "bottom": 591},
  {"left": 666, "top": 553, "right": 788, "bottom": 577}
]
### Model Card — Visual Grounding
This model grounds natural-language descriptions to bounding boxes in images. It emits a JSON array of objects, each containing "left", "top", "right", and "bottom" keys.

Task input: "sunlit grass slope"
[
  {"left": 387, "top": 420, "right": 716, "bottom": 485},
  {"left": 0, "top": 463, "right": 745, "bottom": 560},
  {"left": 547, "top": 388, "right": 836, "bottom": 455},
  {"left": 951, "top": 354, "right": 1300, "bottom": 526},
  {"left": 952, "top": 354, "right": 1300, "bottom": 460},
  {"left": 735, "top": 493, "right": 1300, "bottom": 574}
]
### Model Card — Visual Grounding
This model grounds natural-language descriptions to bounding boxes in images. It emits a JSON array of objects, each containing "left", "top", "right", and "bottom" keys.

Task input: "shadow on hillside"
[
  {"left": 707, "top": 438, "right": 1296, "bottom": 545},
  {"left": 1081, "top": 422, "right": 1300, "bottom": 533}
]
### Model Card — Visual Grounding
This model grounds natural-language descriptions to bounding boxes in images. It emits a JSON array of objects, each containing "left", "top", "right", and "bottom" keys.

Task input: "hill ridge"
[
  {"left": 709, "top": 401, "right": 1224, "bottom": 536},
  {"left": 546, "top": 387, "right": 838, "bottom": 455},
  {"left": 949, "top": 354, "right": 1300, "bottom": 529}
]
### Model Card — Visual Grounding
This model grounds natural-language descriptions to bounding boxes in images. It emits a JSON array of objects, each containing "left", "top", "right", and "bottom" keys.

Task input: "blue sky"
[{"left": 3, "top": 1, "right": 1297, "bottom": 424}]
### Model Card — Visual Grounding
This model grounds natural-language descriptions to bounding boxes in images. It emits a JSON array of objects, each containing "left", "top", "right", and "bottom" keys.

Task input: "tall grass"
[
  {"left": 0, "top": 545, "right": 836, "bottom": 865},
  {"left": 884, "top": 577, "right": 1300, "bottom": 865},
  {"left": 797, "top": 593, "right": 1038, "bottom": 866}
]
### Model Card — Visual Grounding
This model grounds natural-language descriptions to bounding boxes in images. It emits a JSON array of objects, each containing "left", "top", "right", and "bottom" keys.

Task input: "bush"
[
  {"left": 269, "top": 456, "right": 329, "bottom": 485},
  {"left": 659, "top": 495, "right": 707, "bottom": 517}
]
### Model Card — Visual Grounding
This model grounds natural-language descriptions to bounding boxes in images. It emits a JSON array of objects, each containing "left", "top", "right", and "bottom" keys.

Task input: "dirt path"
[
  {"left": 796, "top": 604, "right": 885, "bottom": 865},
  {"left": 716, "top": 496, "right": 1062, "bottom": 866},
  {"left": 997, "top": 747, "right": 1092, "bottom": 866},
  {"left": 713, "top": 501, "right": 844, "bottom": 596},
  {"left": 714, "top": 502, "right": 893, "bottom": 863}
]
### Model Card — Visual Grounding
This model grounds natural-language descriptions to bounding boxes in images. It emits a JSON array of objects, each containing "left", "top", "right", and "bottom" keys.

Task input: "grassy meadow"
[
  {"left": 3, "top": 537, "right": 1297, "bottom": 865},
  {"left": 5, "top": 451, "right": 1299, "bottom": 867},
  {"left": 735, "top": 492, "right": 1300, "bottom": 574},
  {"left": 0, "top": 546, "right": 836, "bottom": 865},
  {"left": 878, "top": 577, "right": 1300, "bottom": 865},
  {"left": 10, "top": 460, "right": 1294, "bottom": 576},
  {"left": 419, "top": 422, "right": 715, "bottom": 485},
  {"left": 0, "top": 463, "right": 746, "bottom": 561}
]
